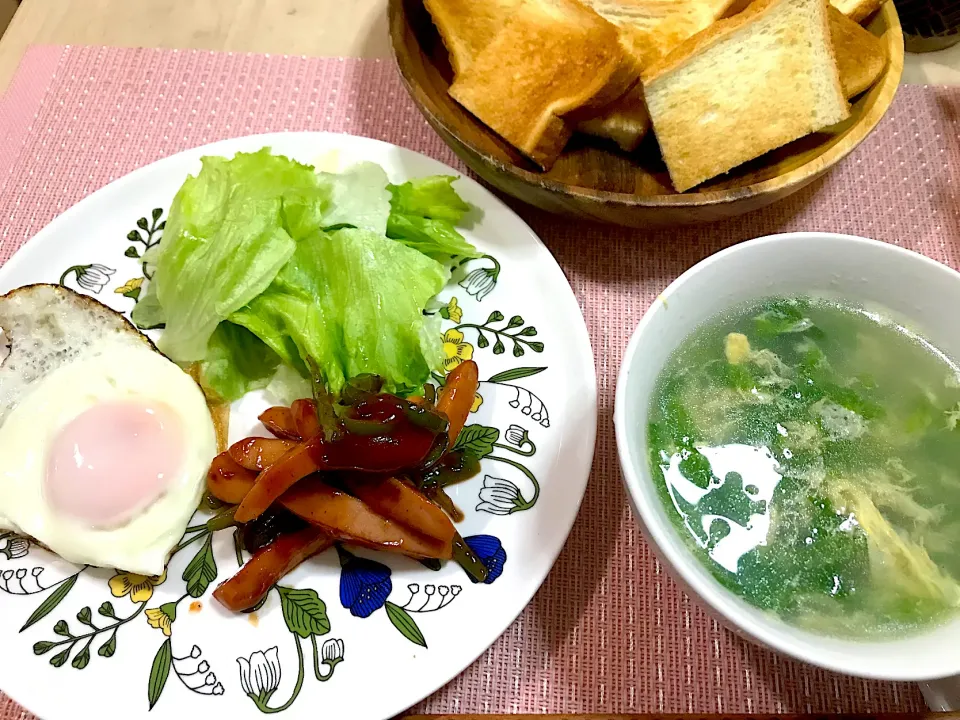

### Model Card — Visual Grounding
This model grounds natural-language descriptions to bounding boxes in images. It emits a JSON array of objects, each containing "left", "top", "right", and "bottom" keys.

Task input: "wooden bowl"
[{"left": 388, "top": 0, "right": 904, "bottom": 227}]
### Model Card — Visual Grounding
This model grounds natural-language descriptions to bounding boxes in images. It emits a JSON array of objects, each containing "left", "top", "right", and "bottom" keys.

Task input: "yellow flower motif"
[
  {"left": 445, "top": 297, "right": 462, "bottom": 324},
  {"left": 146, "top": 608, "right": 172, "bottom": 636},
  {"left": 108, "top": 569, "right": 166, "bottom": 603},
  {"left": 114, "top": 277, "right": 143, "bottom": 295},
  {"left": 470, "top": 393, "right": 484, "bottom": 413},
  {"left": 442, "top": 329, "right": 473, "bottom": 373}
]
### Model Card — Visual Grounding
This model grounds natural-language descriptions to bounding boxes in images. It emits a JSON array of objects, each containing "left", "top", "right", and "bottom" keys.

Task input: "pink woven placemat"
[{"left": 2, "top": 44, "right": 959, "bottom": 719}]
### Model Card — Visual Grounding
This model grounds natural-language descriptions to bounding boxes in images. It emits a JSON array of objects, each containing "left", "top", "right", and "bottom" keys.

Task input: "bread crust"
[
  {"left": 643, "top": 0, "right": 850, "bottom": 191},
  {"left": 830, "top": 0, "right": 884, "bottom": 23},
  {"left": 448, "top": 0, "right": 639, "bottom": 168},
  {"left": 829, "top": 4, "right": 887, "bottom": 98},
  {"left": 643, "top": 0, "right": 781, "bottom": 83}
]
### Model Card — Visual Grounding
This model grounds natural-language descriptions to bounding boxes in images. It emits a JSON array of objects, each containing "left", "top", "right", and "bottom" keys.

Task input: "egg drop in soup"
[{"left": 647, "top": 297, "right": 960, "bottom": 637}]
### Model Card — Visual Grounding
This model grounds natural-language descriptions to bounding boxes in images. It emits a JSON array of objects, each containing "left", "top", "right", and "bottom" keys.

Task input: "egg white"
[{"left": 0, "top": 338, "right": 217, "bottom": 575}]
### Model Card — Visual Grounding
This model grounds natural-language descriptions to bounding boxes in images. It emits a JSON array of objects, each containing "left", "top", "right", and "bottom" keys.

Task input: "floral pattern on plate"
[{"left": 0, "top": 133, "right": 595, "bottom": 720}]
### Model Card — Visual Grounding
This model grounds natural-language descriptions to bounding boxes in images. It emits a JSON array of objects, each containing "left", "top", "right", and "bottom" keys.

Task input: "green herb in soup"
[{"left": 647, "top": 296, "right": 960, "bottom": 637}]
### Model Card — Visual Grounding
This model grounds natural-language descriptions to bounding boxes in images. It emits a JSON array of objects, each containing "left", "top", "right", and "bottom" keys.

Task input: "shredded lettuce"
[{"left": 139, "top": 149, "right": 475, "bottom": 401}]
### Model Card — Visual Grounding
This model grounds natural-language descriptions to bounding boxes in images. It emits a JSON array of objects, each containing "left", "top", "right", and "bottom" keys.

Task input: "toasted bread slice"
[
  {"left": 423, "top": 0, "right": 521, "bottom": 74},
  {"left": 643, "top": 0, "right": 850, "bottom": 192},
  {"left": 576, "top": 84, "right": 651, "bottom": 151},
  {"left": 584, "top": 0, "right": 738, "bottom": 68},
  {"left": 830, "top": 0, "right": 884, "bottom": 24},
  {"left": 449, "top": 0, "right": 638, "bottom": 169},
  {"left": 574, "top": 0, "right": 737, "bottom": 150},
  {"left": 829, "top": 5, "right": 887, "bottom": 98},
  {"left": 424, "top": 0, "right": 729, "bottom": 154},
  {"left": 425, "top": 0, "right": 650, "bottom": 152}
]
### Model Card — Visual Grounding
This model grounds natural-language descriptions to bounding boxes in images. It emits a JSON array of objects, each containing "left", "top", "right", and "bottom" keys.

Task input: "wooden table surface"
[
  {"left": 0, "top": 0, "right": 390, "bottom": 94},
  {"left": 0, "top": 0, "right": 959, "bottom": 96}
]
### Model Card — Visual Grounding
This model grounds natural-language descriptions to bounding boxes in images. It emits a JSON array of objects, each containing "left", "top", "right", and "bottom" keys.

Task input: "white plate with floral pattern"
[{"left": 0, "top": 133, "right": 597, "bottom": 720}]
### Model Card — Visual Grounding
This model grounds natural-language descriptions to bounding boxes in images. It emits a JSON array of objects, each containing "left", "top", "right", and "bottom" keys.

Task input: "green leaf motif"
[
  {"left": 53, "top": 620, "right": 71, "bottom": 637},
  {"left": 487, "top": 367, "right": 546, "bottom": 383},
  {"left": 152, "top": 208, "right": 163, "bottom": 221},
  {"left": 21, "top": 573, "right": 78, "bottom": 631},
  {"left": 98, "top": 601, "right": 116, "bottom": 619},
  {"left": 486, "top": 310, "right": 504, "bottom": 324},
  {"left": 50, "top": 649, "right": 70, "bottom": 668},
  {"left": 492, "top": 338, "right": 505, "bottom": 355},
  {"left": 385, "top": 601, "right": 426, "bottom": 648},
  {"left": 507, "top": 315, "right": 524, "bottom": 328},
  {"left": 98, "top": 630, "right": 117, "bottom": 658},
  {"left": 71, "top": 642, "right": 91, "bottom": 669},
  {"left": 137, "top": 217, "right": 149, "bottom": 230},
  {"left": 33, "top": 640, "right": 55, "bottom": 655},
  {"left": 76, "top": 606, "right": 94, "bottom": 627},
  {"left": 476, "top": 332, "right": 489, "bottom": 349},
  {"left": 147, "top": 638, "right": 172, "bottom": 710},
  {"left": 182, "top": 533, "right": 217, "bottom": 598},
  {"left": 278, "top": 586, "right": 330, "bottom": 638},
  {"left": 453, "top": 425, "right": 499, "bottom": 461},
  {"left": 125, "top": 246, "right": 140, "bottom": 258},
  {"left": 159, "top": 601, "right": 178, "bottom": 622},
  {"left": 517, "top": 326, "right": 537, "bottom": 337},
  {"left": 528, "top": 342, "right": 544, "bottom": 353},
  {"left": 127, "top": 230, "right": 142, "bottom": 243},
  {"left": 512, "top": 344, "right": 524, "bottom": 358}
]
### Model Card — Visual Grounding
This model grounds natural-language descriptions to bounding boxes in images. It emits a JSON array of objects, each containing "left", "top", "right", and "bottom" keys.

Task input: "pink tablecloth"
[{"left": 2, "top": 44, "right": 959, "bottom": 718}]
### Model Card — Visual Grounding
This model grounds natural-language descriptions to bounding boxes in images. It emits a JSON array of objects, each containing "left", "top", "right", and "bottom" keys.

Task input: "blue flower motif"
[
  {"left": 337, "top": 545, "right": 392, "bottom": 618},
  {"left": 464, "top": 535, "right": 507, "bottom": 584}
]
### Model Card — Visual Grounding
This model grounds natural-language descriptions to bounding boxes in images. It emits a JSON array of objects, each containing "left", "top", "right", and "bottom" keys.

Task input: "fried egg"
[{"left": 0, "top": 284, "right": 217, "bottom": 575}]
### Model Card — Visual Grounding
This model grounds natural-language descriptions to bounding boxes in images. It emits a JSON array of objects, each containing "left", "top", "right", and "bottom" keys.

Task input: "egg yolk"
[{"left": 45, "top": 401, "right": 185, "bottom": 528}]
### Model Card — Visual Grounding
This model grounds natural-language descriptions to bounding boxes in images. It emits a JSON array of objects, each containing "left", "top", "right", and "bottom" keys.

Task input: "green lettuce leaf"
[
  {"left": 316, "top": 162, "right": 392, "bottom": 235},
  {"left": 146, "top": 152, "right": 472, "bottom": 400},
  {"left": 231, "top": 228, "right": 447, "bottom": 394},
  {"left": 199, "top": 322, "right": 280, "bottom": 401},
  {"left": 386, "top": 214, "right": 479, "bottom": 261},
  {"left": 386, "top": 176, "right": 479, "bottom": 261},
  {"left": 152, "top": 149, "right": 325, "bottom": 361},
  {"left": 388, "top": 176, "right": 470, "bottom": 223},
  {"left": 130, "top": 279, "right": 165, "bottom": 329}
]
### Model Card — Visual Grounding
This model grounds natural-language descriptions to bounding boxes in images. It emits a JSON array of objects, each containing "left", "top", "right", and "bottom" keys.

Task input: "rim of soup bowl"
[{"left": 614, "top": 232, "right": 960, "bottom": 681}]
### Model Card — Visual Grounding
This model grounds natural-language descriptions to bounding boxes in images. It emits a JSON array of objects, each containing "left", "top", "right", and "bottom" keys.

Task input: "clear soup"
[{"left": 647, "top": 296, "right": 960, "bottom": 637}]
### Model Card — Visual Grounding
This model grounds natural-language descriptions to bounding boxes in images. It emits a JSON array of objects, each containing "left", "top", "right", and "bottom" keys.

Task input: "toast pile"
[
  {"left": 447, "top": 0, "right": 640, "bottom": 166},
  {"left": 425, "top": 0, "right": 889, "bottom": 191}
]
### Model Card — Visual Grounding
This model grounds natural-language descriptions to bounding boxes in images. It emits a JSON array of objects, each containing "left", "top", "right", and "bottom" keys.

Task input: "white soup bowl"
[{"left": 614, "top": 232, "right": 960, "bottom": 681}]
